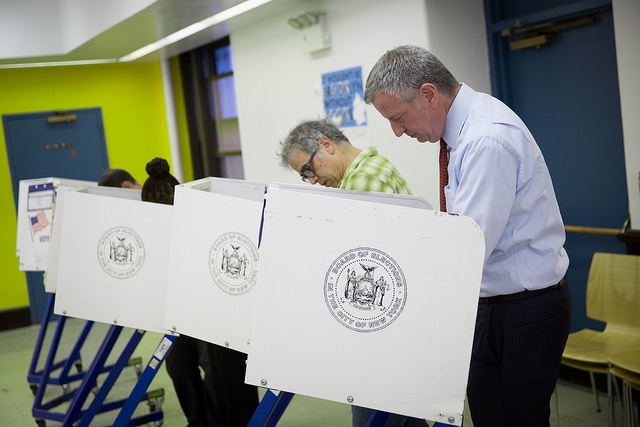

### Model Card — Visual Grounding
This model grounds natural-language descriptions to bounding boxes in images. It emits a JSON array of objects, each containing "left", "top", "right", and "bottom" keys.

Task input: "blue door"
[
  {"left": 484, "top": 1, "right": 627, "bottom": 332},
  {"left": 3, "top": 108, "right": 109, "bottom": 324}
]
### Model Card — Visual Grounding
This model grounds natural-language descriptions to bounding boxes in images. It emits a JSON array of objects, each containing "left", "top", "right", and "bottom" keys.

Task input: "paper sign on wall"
[{"left": 322, "top": 66, "right": 366, "bottom": 128}]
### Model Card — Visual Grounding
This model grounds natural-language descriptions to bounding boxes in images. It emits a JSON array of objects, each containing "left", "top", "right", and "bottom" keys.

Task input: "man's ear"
[
  {"left": 318, "top": 136, "right": 335, "bottom": 154},
  {"left": 419, "top": 83, "right": 437, "bottom": 103}
]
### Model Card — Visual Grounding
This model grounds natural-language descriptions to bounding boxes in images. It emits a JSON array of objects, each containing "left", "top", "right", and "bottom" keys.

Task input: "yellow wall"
[
  {"left": 0, "top": 61, "right": 175, "bottom": 312},
  {"left": 170, "top": 56, "right": 193, "bottom": 183}
]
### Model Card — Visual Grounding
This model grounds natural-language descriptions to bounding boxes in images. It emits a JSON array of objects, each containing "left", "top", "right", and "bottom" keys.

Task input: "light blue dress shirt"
[{"left": 442, "top": 83, "right": 569, "bottom": 297}]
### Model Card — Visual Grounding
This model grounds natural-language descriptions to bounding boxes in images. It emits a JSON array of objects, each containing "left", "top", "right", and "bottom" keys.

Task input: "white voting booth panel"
[
  {"left": 245, "top": 184, "right": 485, "bottom": 426},
  {"left": 16, "top": 177, "right": 96, "bottom": 272},
  {"left": 165, "top": 177, "right": 265, "bottom": 353},
  {"left": 53, "top": 188, "right": 170, "bottom": 333},
  {"left": 46, "top": 186, "right": 141, "bottom": 293}
]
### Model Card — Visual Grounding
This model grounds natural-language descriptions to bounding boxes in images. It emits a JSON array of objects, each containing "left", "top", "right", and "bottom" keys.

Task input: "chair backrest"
[{"left": 586, "top": 252, "right": 640, "bottom": 331}]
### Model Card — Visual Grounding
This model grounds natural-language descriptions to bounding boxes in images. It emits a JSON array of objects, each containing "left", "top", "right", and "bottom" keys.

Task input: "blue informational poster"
[{"left": 322, "top": 66, "right": 367, "bottom": 128}]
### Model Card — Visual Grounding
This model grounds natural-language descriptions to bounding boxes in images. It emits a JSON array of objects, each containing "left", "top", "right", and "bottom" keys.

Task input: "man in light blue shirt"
[{"left": 365, "top": 45, "right": 571, "bottom": 427}]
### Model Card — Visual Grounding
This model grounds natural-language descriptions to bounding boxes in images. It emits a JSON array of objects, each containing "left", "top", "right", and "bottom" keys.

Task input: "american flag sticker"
[{"left": 30, "top": 211, "right": 50, "bottom": 235}]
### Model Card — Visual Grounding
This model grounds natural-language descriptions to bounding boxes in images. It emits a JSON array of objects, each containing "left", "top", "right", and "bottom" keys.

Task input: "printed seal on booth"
[
  {"left": 324, "top": 247, "right": 407, "bottom": 333},
  {"left": 209, "top": 232, "right": 259, "bottom": 295},
  {"left": 97, "top": 226, "right": 145, "bottom": 279}
]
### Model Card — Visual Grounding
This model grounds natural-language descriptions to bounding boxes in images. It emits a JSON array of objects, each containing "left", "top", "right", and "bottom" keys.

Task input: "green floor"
[{"left": 0, "top": 318, "right": 627, "bottom": 426}]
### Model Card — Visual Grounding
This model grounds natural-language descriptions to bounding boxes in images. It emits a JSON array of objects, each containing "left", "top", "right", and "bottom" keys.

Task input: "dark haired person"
[
  {"left": 98, "top": 168, "right": 142, "bottom": 189},
  {"left": 142, "top": 157, "right": 258, "bottom": 426}
]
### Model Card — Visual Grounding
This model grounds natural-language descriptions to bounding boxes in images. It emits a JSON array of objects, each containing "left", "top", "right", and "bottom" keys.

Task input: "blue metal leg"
[
  {"left": 76, "top": 329, "right": 146, "bottom": 426},
  {"left": 61, "top": 325, "right": 123, "bottom": 425},
  {"left": 112, "top": 334, "right": 176, "bottom": 427},
  {"left": 28, "top": 293, "right": 95, "bottom": 390},
  {"left": 32, "top": 312, "right": 69, "bottom": 423},
  {"left": 247, "top": 389, "right": 295, "bottom": 427},
  {"left": 27, "top": 293, "right": 55, "bottom": 387},
  {"left": 55, "top": 320, "right": 94, "bottom": 384}
]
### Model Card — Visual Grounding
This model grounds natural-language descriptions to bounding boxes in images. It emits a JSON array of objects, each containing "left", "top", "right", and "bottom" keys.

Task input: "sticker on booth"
[
  {"left": 97, "top": 226, "right": 145, "bottom": 279},
  {"left": 209, "top": 232, "right": 259, "bottom": 295},
  {"left": 324, "top": 247, "right": 406, "bottom": 333}
]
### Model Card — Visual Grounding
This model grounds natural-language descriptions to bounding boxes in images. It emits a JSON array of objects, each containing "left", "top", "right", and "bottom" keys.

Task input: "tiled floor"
[{"left": 0, "top": 318, "right": 628, "bottom": 426}]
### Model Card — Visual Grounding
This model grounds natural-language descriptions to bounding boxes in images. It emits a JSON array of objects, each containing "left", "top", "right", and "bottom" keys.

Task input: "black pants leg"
[
  {"left": 206, "top": 344, "right": 259, "bottom": 427},
  {"left": 165, "top": 335, "right": 210, "bottom": 427},
  {"left": 467, "top": 283, "right": 571, "bottom": 427}
]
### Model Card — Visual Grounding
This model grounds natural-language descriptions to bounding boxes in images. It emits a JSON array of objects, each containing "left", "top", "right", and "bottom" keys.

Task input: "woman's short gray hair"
[
  {"left": 364, "top": 45, "right": 459, "bottom": 104},
  {"left": 278, "top": 120, "right": 351, "bottom": 168}
]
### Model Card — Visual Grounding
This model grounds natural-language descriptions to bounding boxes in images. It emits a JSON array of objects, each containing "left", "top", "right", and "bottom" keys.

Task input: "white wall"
[
  {"left": 612, "top": 0, "right": 640, "bottom": 230},
  {"left": 0, "top": 0, "right": 154, "bottom": 59},
  {"left": 58, "top": 0, "right": 155, "bottom": 52},
  {"left": 0, "top": 1, "right": 63, "bottom": 58},
  {"left": 230, "top": 0, "right": 490, "bottom": 205}
]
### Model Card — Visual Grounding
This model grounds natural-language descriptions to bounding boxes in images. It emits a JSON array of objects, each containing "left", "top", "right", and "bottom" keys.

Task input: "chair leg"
[
  {"left": 553, "top": 384, "right": 560, "bottom": 427},
  {"left": 591, "top": 371, "right": 602, "bottom": 412},
  {"left": 615, "top": 376, "right": 623, "bottom": 409},
  {"left": 625, "top": 382, "right": 635, "bottom": 427},
  {"left": 609, "top": 365, "right": 616, "bottom": 427}
]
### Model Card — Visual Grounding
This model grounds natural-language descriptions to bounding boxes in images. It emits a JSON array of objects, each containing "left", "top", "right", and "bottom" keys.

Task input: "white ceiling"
[{"left": 0, "top": 0, "right": 282, "bottom": 66}]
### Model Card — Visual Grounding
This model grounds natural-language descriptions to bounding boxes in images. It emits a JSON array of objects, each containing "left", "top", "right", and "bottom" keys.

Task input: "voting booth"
[
  {"left": 20, "top": 182, "right": 168, "bottom": 426},
  {"left": 245, "top": 184, "right": 485, "bottom": 426},
  {"left": 46, "top": 185, "right": 141, "bottom": 293},
  {"left": 165, "top": 177, "right": 266, "bottom": 353},
  {"left": 16, "top": 177, "right": 96, "bottom": 272},
  {"left": 52, "top": 186, "right": 170, "bottom": 334}
]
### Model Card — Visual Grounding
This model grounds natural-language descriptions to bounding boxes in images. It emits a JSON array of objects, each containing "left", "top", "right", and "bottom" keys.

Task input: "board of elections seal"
[
  {"left": 209, "top": 232, "right": 259, "bottom": 295},
  {"left": 324, "top": 247, "right": 407, "bottom": 333},
  {"left": 97, "top": 226, "right": 145, "bottom": 279}
]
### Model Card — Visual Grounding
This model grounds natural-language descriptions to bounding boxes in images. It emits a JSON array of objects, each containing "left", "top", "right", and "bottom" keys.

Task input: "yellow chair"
[
  {"left": 561, "top": 252, "right": 640, "bottom": 414},
  {"left": 608, "top": 349, "right": 640, "bottom": 427}
]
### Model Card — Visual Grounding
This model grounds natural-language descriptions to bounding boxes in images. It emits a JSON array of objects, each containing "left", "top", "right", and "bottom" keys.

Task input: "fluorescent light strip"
[
  {"left": 118, "top": 0, "right": 273, "bottom": 62},
  {"left": 0, "top": 59, "right": 117, "bottom": 69},
  {"left": 0, "top": 0, "right": 272, "bottom": 69}
]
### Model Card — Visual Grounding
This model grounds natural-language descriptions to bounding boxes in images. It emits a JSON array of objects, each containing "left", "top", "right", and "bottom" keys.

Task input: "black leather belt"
[{"left": 478, "top": 277, "right": 565, "bottom": 304}]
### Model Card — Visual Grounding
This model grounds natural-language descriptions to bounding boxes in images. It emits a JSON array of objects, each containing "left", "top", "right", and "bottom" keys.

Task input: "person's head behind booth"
[
  {"left": 141, "top": 158, "right": 180, "bottom": 205},
  {"left": 278, "top": 119, "right": 361, "bottom": 188},
  {"left": 98, "top": 168, "right": 142, "bottom": 189}
]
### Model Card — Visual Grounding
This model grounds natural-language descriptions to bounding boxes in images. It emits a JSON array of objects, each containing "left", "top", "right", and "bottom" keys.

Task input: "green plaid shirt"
[{"left": 338, "top": 147, "right": 412, "bottom": 195}]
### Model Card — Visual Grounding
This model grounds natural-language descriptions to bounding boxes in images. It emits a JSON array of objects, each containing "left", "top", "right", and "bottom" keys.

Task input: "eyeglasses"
[{"left": 300, "top": 148, "right": 318, "bottom": 182}]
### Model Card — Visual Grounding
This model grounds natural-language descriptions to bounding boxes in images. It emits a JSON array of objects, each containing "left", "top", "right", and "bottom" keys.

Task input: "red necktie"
[{"left": 439, "top": 139, "right": 448, "bottom": 212}]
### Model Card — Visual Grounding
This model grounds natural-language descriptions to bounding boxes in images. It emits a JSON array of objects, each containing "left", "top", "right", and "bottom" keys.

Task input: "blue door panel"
[
  {"left": 3, "top": 108, "right": 109, "bottom": 324},
  {"left": 485, "top": 1, "right": 626, "bottom": 332}
]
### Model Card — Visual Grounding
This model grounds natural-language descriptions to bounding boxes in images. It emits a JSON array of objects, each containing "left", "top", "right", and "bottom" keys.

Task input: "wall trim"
[{"left": 0, "top": 307, "right": 32, "bottom": 331}]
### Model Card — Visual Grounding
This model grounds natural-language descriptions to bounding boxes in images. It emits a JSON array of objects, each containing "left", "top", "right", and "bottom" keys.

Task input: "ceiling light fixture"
[
  {"left": 0, "top": 0, "right": 272, "bottom": 69},
  {"left": 119, "top": 0, "right": 273, "bottom": 62},
  {"left": 0, "top": 59, "right": 117, "bottom": 69}
]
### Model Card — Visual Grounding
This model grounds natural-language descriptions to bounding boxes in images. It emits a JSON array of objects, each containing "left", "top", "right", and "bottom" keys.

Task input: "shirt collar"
[
  {"left": 339, "top": 146, "right": 377, "bottom": 185},
  {"left": 442, "top": 83, "right": 477, "bottom": 151}
]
